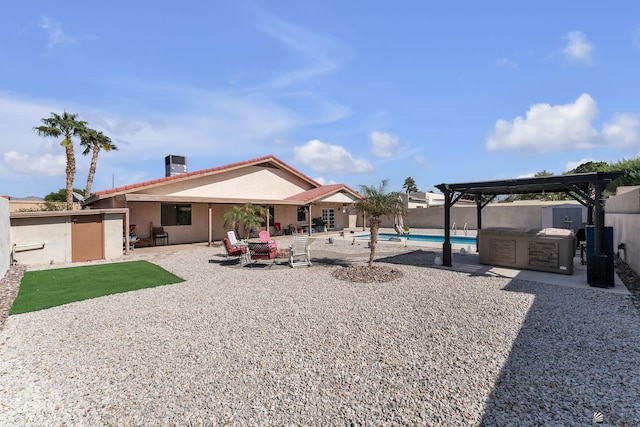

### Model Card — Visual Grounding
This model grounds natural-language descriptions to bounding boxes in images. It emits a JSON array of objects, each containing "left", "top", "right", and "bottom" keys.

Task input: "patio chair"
[
  {"left": 223, "top": 237, "right": 247, "bottom": 263},
  {"left": 152, "top": 227, "right": 169, "bottom": 246},
  {"left": 247, "top": 241, "right": 277, "bottom": 267},
  {"left": 259, "top": 230, "right": 277, "bottom": 249},
  {"left": 289, "top": 234, "right": 311, "bottom": 267},
  {"left": 227, "top": 230, "right": 240, "bottom": 246}
]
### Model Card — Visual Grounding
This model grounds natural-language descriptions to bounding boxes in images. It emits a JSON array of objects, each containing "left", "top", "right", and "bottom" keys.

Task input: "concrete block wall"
[
  {"left": 0, "top": 197, "right": 9, "bottom": 278},
  {"left": 605, "top": 187, "right": 640, "bottom": 274},
  {"left": 376, "top": 202, "right": 578, "bottom": 231}
]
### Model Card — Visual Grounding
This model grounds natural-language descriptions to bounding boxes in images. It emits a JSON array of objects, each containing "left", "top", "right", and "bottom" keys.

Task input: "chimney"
[{"left": 165, "top": 155, "right": 187, "bottom": 177}]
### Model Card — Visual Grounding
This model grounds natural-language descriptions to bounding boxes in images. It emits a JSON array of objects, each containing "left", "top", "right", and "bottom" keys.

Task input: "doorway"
[
  {"left": 72, "top": 215, "right": 104, "bottom": 262},
  {"left": 322, "top": 208, "right": 335, "bottom": 230}
]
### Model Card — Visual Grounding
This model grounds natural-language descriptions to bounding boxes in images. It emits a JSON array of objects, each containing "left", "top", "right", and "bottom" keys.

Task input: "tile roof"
[
  {"left": 285, "top": 184, "right": 362, "bottom": 203},
  {"left": 91, "top": 154, "right": 322, "bottom": 198}
]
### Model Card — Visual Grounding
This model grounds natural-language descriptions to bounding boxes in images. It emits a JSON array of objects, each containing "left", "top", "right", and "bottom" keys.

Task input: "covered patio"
[{"left": 436, "top": 171, "right": 625, "bottom": 287}]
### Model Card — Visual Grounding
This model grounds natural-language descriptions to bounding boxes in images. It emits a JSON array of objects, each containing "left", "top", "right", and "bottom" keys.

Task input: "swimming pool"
[{"left": 356, "top": 233, "right": 476, "bottom": 245}]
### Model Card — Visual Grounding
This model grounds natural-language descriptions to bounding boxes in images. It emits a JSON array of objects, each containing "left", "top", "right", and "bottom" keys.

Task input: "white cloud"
[
  {"left": 249, "top": 8, "right": 346, "bottom": 91},
  {"left": 39, "top": 16, "right": 73, "bottom": 48},
  {"left": 313, "top": 176, "right": 336, "bottom": 185},
  {"left": 414, "top": 155, "right": 431, "bottom": 169},
  {"left": 563, "top": 31, "right": 593, "bottom": 64},
  {"left": 4, "top": 151, "right": 65, "bottom": 176},
  {"left": 516, "top": 172, "right": 536, "bottom": 179},
  {"left": 565, "top": 158, "right": 595, "bottom": 171},
  {"left": 495, "top": 57, "right": 518, "bottom": 68},
  {"left": 486, "top": 93, "right": 640, "bottom": 152},
  {"left": 369, "top": 131, "right": 399, "bottom": 158},
  {"left": 293, "top": 140, "right": 374, "bottom": 175},
  {"left": 601, "top": 113, "right": 640, "bottom": 148}
]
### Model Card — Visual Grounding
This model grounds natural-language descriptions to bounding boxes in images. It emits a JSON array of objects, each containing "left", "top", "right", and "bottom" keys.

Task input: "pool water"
[{"left": 356, "top": 233, "right": 476, "bottom": 245}]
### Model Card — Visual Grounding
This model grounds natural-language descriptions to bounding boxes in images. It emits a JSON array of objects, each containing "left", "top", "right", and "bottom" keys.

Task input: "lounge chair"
[
  {"left": 289, "top": 234, "right": 311, "bottom": 267},
  {"left": 223, "top": 237, "right": 247, "bottom": 263}
]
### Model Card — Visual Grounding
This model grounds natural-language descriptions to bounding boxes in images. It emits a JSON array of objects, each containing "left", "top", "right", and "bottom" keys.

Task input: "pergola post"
[
  {"left": 476, "top": 198, "right": 482, "bottom": 253},
  {"left": 442, "top": 189, "right": 452, "bottom": 266},
  {"left": 590, "top": 182, "right": 609, "bottom": 288}
]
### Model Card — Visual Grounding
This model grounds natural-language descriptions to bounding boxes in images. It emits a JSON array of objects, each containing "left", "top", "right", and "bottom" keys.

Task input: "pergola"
[{"left": 435, "top": 171, "right": 625, "bottom": 287}]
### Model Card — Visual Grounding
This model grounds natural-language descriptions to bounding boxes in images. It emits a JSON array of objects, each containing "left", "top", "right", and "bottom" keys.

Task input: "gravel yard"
[{"left": 0, "top": 243, "right": 639, "bottom": 426}]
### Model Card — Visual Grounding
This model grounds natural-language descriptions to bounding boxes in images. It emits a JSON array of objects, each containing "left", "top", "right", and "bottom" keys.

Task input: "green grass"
[{"left": 10, "top": 260, "right": 184, "bottom": 315}]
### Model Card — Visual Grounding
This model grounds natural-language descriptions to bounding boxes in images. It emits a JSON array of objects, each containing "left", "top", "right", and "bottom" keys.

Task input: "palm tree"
[
  {"left": 223, "top": 203, "right": 269, "bottom": 239},
  {"left": 34, "top": 112, "right": 88, "bottom": 210},
  {"left": 403, "top": 177, "right": 418, "bottom": 193},
  {"left": 223, "top": 206, "right": 246, "bottom": 238},
  {"left": 242, "top": 203, "right": 268, "bottom": 236},
  {"left": 354, "top": 180, "right": 406, "bottom": 267},
  {"left": 80, "top": 128, "right": 118, "bottom": 197}
]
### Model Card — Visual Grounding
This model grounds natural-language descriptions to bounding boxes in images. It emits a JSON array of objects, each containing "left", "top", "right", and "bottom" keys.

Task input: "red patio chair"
[{"left": 223, "top": 237, "right": 247, "bottom": 263}]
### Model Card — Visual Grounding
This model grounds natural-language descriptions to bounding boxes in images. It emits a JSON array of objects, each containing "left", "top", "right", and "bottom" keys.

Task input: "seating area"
[{"left": 219, "top": 229, "right": 315, "bottom": 268}]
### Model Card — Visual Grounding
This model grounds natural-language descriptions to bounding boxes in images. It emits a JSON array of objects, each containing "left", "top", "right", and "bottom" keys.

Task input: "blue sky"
[{"left": 2, "top": 1, "right": 640, "bottom": 198}]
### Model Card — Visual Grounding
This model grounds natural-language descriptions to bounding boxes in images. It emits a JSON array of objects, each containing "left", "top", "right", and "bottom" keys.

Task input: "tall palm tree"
[
  {"left": 354, "top": 180, "right": 406, "bottom": 267},
  {"left": 34, "top": 112, "right": 88, "bottom": 210},
  {"left": 80, "top": 128, "right": 118, "bottom": 197},
  {"left": 403, "top": 177, "right": 418, "bottom": 193}
]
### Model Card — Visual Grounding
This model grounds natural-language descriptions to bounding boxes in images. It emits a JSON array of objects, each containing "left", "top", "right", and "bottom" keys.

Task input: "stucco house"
[{"left": 83, "top": 154, "right": 362, "bottom": 245}]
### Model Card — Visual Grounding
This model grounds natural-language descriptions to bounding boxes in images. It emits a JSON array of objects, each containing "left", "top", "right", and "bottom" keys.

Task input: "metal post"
[
  {"left": 476, "top": 198, "right": 482, "bottom": 253},
  {"left": 443, "top": 189, "right": 452, "bottom": 266},
  {"left": 590, "top": 182, "right": 608, "bottom": 287}
]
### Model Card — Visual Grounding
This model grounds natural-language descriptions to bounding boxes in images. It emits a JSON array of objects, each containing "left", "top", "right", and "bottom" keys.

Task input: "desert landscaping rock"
[{"left": 0, "top": 242, "right": 639, "bottom": 425}]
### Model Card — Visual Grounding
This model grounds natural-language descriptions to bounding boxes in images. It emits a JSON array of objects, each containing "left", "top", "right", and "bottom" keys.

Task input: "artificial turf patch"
[{"left": 10, "top": 260, "right": 184, "bottom": 315}]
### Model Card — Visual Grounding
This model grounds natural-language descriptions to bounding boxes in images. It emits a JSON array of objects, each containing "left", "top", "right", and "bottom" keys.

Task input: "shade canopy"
[{"left": 435, "top": 171, "right": 625, "bottom": 201}]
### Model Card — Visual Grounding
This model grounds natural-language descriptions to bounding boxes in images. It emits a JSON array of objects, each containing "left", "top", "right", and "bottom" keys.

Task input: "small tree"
[
  {"left": 354, "top": 180, "right": 406, "bottom": 267},
  {"left": 223, "top": 203, "right": 269, "bottom": 239}
]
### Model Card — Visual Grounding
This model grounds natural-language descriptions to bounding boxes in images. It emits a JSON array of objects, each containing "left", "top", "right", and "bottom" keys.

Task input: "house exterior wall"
[
  {"left": 85, "top": 157, "right": 360, "bottom": 244},
  {"left": 1, "top": 197, "right": 9, "bottom": 278},
  {"left": 139, "top": 166, "right": 314, "bottom": 199},
  {"left": 122, "top": 201, "right": 350, "bottom": 244}
]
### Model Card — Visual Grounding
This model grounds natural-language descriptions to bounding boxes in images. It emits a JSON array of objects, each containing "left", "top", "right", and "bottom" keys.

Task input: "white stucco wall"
[
  {"left": 11, "top": 216, "right": 71, "bottom": 265},
  {"left": 605, "top": 187, "right": 640, "bottom": 274},
  {"left": 140, "top": 166, "right": 315, "bottom": 200},
  {"left": 10, "top": 210, "right": 127, "bottom": 266},
  {"left": 0, "top": 197, "right": 10, "bottom": 278},
  {"left": 374, "top": 201, "right": 584, "bottom": 231}
]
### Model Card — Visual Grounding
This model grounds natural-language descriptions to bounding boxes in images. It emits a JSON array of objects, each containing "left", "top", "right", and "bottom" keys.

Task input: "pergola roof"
[{"left": 435, "top": 171, "right": 625, "bottom": 199}]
